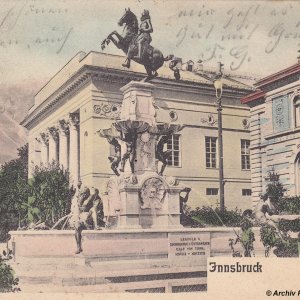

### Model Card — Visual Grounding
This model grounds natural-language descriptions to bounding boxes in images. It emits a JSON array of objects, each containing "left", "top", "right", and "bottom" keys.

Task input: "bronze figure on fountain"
[
  {"left": 106, "top": 136, "right": 122, "bottom": 176},
  {"left": 101, "top": 8, "right": 178, "bottom": 81},
  {"left": 155, "top": 135, "right": 172, "bottom": 176}
]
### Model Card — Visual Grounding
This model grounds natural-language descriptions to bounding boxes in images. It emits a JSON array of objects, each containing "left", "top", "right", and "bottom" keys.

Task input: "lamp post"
[{"left": 214, "top": 62, "right": 225, "bottom": 212}]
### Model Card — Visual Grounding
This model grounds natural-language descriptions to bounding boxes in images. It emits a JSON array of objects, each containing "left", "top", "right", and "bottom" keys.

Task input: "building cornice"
[
  {"left": 255, "top": 62, "right": 300, "bottom": 89},
  {"left": 241, "top": 89, "right": 265, "bottom": 103},
  {"left": 21, "top": 65, "right": 253, "bottom": 130}
]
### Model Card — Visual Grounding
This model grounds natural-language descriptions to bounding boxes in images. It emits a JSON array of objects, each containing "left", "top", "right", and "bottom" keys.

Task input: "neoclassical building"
[
  {"left": 241, "top": 60, "right": 300, "bottom": 206},
  {"left": 21, "top": 51, "right": 253, "bottom": 210}
]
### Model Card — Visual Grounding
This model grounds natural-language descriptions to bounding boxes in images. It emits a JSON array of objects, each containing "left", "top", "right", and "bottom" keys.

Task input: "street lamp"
[{"left": 214, "top": 62, "right": 225, "bottom": 212}]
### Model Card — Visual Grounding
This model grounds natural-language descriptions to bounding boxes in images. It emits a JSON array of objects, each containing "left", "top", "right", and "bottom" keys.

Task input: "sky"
[{"left": 0, "top": 0, "right": 300, "bottom": 162}]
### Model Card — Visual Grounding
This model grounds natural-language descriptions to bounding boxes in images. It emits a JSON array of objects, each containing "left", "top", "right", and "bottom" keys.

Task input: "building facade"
[
  {"left": 21, "top": 51, "right": 253, "bottom": 211},
  {"left": 241, "top": 61, "right": 300, "bottom": 207}
]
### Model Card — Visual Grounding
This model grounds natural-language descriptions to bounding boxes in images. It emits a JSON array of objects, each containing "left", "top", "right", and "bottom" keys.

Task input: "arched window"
[
  {"left": 295, "top": 152, "right": 300, "bottom": 196},
  {"left": 293, "top": 96, "right": 300, "bottom": 128}
]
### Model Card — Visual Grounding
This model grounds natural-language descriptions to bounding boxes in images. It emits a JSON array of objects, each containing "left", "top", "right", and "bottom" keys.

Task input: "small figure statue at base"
[
  {"left": 253, "top": 196, "right": 277, "bottom": 227},
  {"left": 70, "top": 182, "right": 103, "bottom": 254}
]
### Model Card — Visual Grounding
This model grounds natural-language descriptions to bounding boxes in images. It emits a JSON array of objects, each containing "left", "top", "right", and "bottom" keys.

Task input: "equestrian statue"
[{"left": 101, "top": 8, "right": 176, "bottom": 81}]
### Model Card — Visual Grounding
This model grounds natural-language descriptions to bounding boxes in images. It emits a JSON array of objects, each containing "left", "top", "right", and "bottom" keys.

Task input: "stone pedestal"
[
  {"left": 116, "top": 174, "right": 183, "bottom": 229},
  {"left": 101, "top": 81, "right": 185, "bottom": 230},
  {"left": 120, "top": 81, "right": 156, "bottom": 126}
]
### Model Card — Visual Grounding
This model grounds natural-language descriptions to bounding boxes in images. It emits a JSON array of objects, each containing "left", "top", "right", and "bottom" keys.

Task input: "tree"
[
  {"left": 260, "top": 170, "right": 299, "bottom": 257},
  {"left": 29, "top": 161, "right": 70, "bottom": 225},
  {"left": 0, "top": 144, "right": 29, "bottom": 241},
  {"left": 261, "top": 169, "right": 286, "bottom": 213},
  {"left": 0, "top": 250, "right": 20, "bottom": 293}
]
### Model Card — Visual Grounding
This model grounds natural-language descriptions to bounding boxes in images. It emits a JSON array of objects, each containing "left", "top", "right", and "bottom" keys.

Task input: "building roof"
[
  {"left": 33, "top": 51, "right": 253, "bottom": 108},
  {"left": 22, "top": 51, "right": 254, "bottom": 128},
  {"left": 241, "top": 61, "right": 300, "bottom": 105},
  {"left": 241, "top": 90, "right": 265, "bottom": 104},
  {"left": 254, "top": 62, "right": 300, "bottom": 88}
]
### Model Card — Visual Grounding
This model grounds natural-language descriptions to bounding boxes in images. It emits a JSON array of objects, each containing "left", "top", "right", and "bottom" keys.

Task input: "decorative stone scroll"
[
  {"left": 201, "top": 113, "right": 217, "bottom": 126},
  {"left": 93, "top": 103, "right": 121, "bottom": 119},
  {"left": 242, "top": 118, "right": 250, "bottom": 129}
]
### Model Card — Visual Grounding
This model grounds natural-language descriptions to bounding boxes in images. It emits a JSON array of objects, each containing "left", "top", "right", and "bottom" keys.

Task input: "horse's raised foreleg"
[{"left": 108, "top": 31, "right": 124, "bottom": 49}]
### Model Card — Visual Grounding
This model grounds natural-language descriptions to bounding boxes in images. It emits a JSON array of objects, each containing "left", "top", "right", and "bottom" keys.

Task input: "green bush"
[
  {"left": 278, "top": 196, "right": 300, "bottom": 215},
  {"left": 0, "top": 145, "right": 29, "bottom": 242},
  {"left": 0, "top": 250, "right": 20, "bottom": 293},
  {"left": 0, "top": 146, "right": 71, "bottom": 237},
  {"left": 30, "top": 161, "right": 70, "bottom": 225},
  {"left": 259, "top": 171, "right": 300, "bottom": 257},
  {"left": 278, "top": 219, "right": 300, "bottom": 233},
  {"left": 260, "top": 224, "right": 281, "bottom": 249},
  {"left": 185, "top": 206, "right": 244, "bottom": 227},
  {"left": 260, "top": 224, "right": 299, "bottom": 257}
]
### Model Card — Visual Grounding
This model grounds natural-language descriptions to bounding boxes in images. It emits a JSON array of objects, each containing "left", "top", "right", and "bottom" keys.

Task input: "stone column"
[
  {"left": 58, "top": 120, "right": 69, "bottom": 170},
  {"left": 69, "top": 113, "right": 80, "bottom": 184},
  {"left": 39, "top": 132, "right": 49, "bottom": 165},
  {"left": 48, "top": 127, "right": 59, "bottom": 163}
]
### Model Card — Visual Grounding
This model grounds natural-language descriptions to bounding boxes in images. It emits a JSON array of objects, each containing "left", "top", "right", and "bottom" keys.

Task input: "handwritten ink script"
[
  {"left": 0, "top": 0, "right": 300, "bottom": 83},
  {"left": 0, "top": 1, "right": 72, "bottom": 54},
  {"left": 172, "top": 2, "right": 300, "bottom": 71}
]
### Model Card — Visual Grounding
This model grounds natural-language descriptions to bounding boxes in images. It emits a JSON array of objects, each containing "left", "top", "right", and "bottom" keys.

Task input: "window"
[
  {"left": 242, "top": 189, "right": 252, "bottom": 196},
  {"left": 167, "top": 134, "right": 181, "bottom": 167},
  {"left": 205, "top": 137, "right": 217, "bottom": 168},
  {"left": 206, "top": 188, "right": 218, "bottom": 195},
  {"left": 294, "top": 97, "right": 300, "bottom": 127},
  {"left": 241, "top": 139, "right": 250, "bottom": 170},
  {"left": 295, "top": 153, "right": 300, "bottom": 196}
]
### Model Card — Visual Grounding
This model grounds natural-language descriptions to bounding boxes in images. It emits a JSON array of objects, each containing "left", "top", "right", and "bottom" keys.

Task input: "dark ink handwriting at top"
[
  {"left": 25, "top": 4, "right": 68, "bottom": 15},
  {"left": 224, "top": 5, "right": 260, "bottom": 31},
  {"left": 221, "top": 24, "right": 259, "bottom": 41},
  {"left": 229, "top": 45, "right": 251, "bottom": 71},
  {"left": 201, "top": 43, "right": 225, "bottom": 62},
  {"left": 0, "top": 3, "right": 26, "bottom": 32},
  {"left": 178, "top": 5, "right": 215, "bottom": 18},
  {"left": 176, "top": 24, "right": 188, "bottom": 47},
  {"left": 270, "top": 4, "right": 293, "bottom": 16},
  {"left": 33, "top": 27, "right": 73, "bottom": 55},
  {"left": 265, "top": 23, "right": 284, "bottom": 54},
  {"left": 266, "top": 23, "right": 300, "bottom": 54}
]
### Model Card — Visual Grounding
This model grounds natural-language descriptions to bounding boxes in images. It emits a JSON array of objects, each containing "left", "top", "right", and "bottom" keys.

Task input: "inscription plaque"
[{"left": 168, "top": 233, "right": 211, "bottom": 267}]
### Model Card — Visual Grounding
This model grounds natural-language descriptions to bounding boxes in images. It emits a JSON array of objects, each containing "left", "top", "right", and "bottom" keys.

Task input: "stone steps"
[
  {"left": 12, "top": 259, "right": 207, "bottom": 293},
  {"left": 19, "top": 273, "right": 207, "bottom": 293}
]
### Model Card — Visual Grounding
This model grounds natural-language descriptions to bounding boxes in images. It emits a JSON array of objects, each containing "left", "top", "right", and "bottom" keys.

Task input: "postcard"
[{"left": 0, "top": 1, "right": 299, "bottom": 299}]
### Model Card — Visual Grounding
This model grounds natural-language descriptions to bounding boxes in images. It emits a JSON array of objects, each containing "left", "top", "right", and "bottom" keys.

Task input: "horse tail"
[{"left": 164, "top": 55, "right": 174, "bottom": 61}]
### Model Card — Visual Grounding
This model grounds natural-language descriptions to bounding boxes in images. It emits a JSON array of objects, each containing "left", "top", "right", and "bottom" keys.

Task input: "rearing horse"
[{"left": 101, "top": 8, "right": 173, "bottom": 81}]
